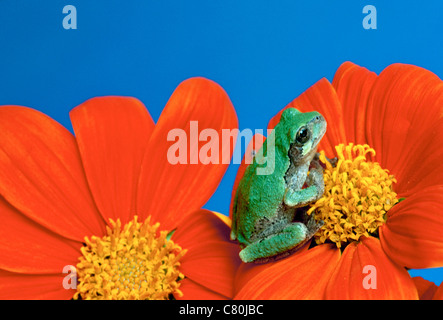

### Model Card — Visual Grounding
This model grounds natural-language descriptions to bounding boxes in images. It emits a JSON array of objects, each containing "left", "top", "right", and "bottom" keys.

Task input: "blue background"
[{"left": 0, "top": 1, "right": 442, "bottom": 286}]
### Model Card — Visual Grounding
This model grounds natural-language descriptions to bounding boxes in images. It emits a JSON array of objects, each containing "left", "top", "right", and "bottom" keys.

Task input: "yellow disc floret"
[
  {"left": 74, "top": 216, "right": 186, "bottom": 300},
  {"left": 307, "top": 143, "right": 399, "bottom": 248}
]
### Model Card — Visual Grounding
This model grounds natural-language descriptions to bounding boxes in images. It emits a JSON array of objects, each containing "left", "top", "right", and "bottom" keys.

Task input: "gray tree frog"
[{"left": 230, "top": 107, "right": 327, "bottom": 263}]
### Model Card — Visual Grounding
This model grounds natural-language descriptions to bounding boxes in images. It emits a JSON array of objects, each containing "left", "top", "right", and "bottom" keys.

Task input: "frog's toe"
[{"left": 239, "top": 248, "right": 255, "bottom": 263}]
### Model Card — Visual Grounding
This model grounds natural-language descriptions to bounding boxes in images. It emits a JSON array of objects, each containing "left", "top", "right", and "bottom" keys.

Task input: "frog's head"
[{"left": 281, "top": 108, "right": 327, "bottom": 163}]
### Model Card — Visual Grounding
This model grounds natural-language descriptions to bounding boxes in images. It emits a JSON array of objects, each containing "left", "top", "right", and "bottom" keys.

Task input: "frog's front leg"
[{"left": 283, "top": 159, "right": 325, "bottom": 207}]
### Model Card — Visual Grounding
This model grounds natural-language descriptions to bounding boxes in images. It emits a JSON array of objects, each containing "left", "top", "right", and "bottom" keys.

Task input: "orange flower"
[
  {"left": 232, "top": 62, "right": 443, "bottom": 299},
  {"left": 0, "top": 77, "right": 241, "bottom": 299},
  {"left": 413, "top": 277, "right": 443, "bottom": 300}
]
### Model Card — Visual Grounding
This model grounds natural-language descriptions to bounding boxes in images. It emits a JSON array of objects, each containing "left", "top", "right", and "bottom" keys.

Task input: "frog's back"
[
  {"left": 231, "top": 110, "right": 298, "bottom": 244},
  {"left": 232, "top": 145, "right": 289, "bottom": 244}
]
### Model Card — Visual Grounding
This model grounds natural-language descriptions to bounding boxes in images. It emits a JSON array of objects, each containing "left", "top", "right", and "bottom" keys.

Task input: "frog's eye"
[{"left": 296, "top": 126, "right": 310, "bottom": 145}]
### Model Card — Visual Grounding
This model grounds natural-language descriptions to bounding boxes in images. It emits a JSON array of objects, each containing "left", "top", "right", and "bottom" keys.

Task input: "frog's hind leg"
[
  {"left": 239, "top": 222, "right": 309, "bottom": 263},
  {"left": 240, "top": 207, "right": 324, "bottom": 264}
]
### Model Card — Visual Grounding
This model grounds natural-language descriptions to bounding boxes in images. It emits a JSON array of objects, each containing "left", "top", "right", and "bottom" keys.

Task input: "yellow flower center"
[
  {"left": 307, "top": 143, "right": 399, "bottom": 249},
  {"left": 74, "top": 216, "right": 186, "bottom": 300}
]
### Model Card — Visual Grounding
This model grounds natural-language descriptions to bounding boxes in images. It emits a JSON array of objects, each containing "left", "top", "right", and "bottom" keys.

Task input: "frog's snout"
[
  {"left": 311, "top": 113, "right": 327, "bottom": 143},
  {"left": 313, "top": 114, "right": 325, "bottom": 124},
  {"left": 312, "top": 113, "right": 326, "bottom": 130}
]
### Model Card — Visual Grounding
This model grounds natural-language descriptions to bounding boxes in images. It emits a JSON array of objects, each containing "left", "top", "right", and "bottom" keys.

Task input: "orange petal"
[
  {"left": 413, "top": 277, "right": 438, "bottom": 300},
  {"left": 234, "top": 262, "right": 267, "bottom": 296},
  {"left": 233, "top": 241, "right": 310, "bottom": 296},
  {"left": 331, "top": 61, "right": 378, "bottom": 145},
  {"left": 325, "top": 237, "right": 418, "bottom": 299},
  {"left": 393, "top": 119, "right": 443, "bottom": 197},
  {"left": 137, "top": 78, "right": 238, "bottom": 230},
  {"left": 380, "top": 185, "right": 443, "bottom": 269},
  {"left": 176, "top": 278, "right": 229, "bottom": 300},
  {"left": 70, "top": 97, "right": 155, "bottom": 225},
  {"left": 434, "top": 282, "right": 443, "bottom": 300},
  {"left": 0, "top": 196, "right": 81, "bottom": 274},
  {"left": 364, "top": 64, "right": 443, "bottom": 196},
  {"left": 172, "top": 209, "right": 241, "bottom": 299},
  {"left": 0, "top": 269, "right": 74, "bottom": 300},
  {"left": 212, "top": 211, "right": 232, "bottom": 228},
  {"left": 234, "top": 244, "right": 340, "bottom": 300},
  {"left": 229, "top": 133, "right": 266, "bottom": 220},
  {"left": 267, "top": 78, "right": 345, "bottom": 159},
  {"left": 0, "top": 106, "right": 106, "bottom": 241}
]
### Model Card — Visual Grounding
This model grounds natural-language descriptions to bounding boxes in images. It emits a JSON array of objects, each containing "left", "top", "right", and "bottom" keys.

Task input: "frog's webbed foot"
[
  {"left": 315, "top": 152, "right": 337, "bottom": 168},
  {"left": 301, "top": 207, "right": 324, "bottom": 238},
  {"left": 326, "top": 156, "right": 338, "bottom": 167}
]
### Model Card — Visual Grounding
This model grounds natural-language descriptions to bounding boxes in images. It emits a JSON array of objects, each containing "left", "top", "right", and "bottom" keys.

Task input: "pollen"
[
  {"left": 74, "top": 216, "right": 186, "bottom": 300},
  {"left": 307, "top": 143, "right": 399, "bottom": 249}
]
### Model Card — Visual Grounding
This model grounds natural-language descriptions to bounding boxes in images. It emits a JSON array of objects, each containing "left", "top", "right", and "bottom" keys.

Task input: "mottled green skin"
[{"left": 230, "top": 108, "right": 326, "bottom": 263}]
